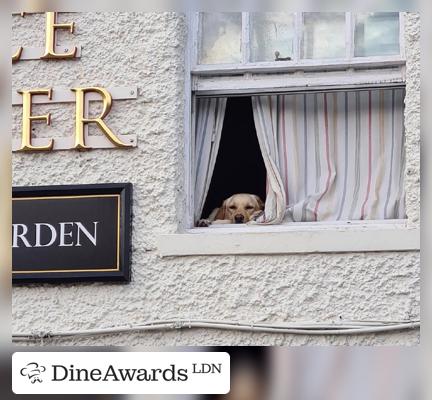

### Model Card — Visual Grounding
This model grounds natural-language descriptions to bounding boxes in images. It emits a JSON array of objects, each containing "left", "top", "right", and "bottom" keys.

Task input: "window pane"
[
  {"left": 302, "top": 13, "right": 346, "bottom": 59},
  {"left": 354, "top": 13, "right": 400, "bottom": 57},
  {"left": 252, "top": 88, "right": 405, "bottom": 222},
  {"left": 199, "top": 13, "right": 242, "bottom": 64},
  {"left": 250, "top": 13, "right": 295, "bottom": 62}
]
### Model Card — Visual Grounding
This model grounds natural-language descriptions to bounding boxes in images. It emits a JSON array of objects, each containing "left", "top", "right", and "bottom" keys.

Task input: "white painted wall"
[{"left": 12, "top": 12, "right": 420, "bottom": 345}]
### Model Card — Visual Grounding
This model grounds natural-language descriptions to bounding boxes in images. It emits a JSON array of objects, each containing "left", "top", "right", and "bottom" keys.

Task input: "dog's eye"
[
  {"left": 229, "top": 205, "right": 236, "bottom": 210},
  {"left": 246, "top": 206, "right": 254, "bottom": 210}
]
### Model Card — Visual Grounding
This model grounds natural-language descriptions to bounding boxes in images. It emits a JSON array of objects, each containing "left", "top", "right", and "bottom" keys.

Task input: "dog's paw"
[{"left": 197, "top": 219, "right": 211, "bottom": 227}]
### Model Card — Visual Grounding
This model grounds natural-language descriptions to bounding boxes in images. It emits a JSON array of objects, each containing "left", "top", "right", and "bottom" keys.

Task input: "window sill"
[{"left": 156, "top": 220, "right": 420, "bottom": 257}]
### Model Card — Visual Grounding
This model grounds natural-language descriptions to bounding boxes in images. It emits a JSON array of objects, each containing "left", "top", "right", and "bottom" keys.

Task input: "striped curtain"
[
  {"left": 252, "top": 88, "right": 406, "bottom": 222},
  {"left": 194, "top": 97, "right": 227, "bottom": 223}
]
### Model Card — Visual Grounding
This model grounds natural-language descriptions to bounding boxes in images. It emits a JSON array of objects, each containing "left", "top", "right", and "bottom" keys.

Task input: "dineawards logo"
[
  {"left": 12, "top": 352, "right": 230, "bottom": 395},
  {"left": 20, "top": 362, "right": 47, "bottom": 383},
  {"left": 51, "top": 362, "right": 189, "bottom": 382}
]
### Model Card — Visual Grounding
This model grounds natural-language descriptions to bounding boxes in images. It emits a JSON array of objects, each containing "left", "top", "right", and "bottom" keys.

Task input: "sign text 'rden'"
[{"left": 12, "top": 184, "right": 132, "bottom": 283}]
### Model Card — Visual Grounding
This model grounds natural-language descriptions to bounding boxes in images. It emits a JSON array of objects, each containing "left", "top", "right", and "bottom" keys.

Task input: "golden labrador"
[{"left": 198, "top": 193, "right": 264, "bottom": 227}]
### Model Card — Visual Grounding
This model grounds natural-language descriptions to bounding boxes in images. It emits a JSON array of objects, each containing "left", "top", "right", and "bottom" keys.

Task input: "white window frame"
[
  {"left": 157, "top": 12, "right": 419, "bottom": 257},
  {"left": 191, "top": 12, "right": 406, "bottom": 75}
]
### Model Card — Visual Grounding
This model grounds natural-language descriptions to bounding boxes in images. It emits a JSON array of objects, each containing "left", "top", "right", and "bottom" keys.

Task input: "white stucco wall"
[{"left": 12, "top": 12, "right": 420, "bottom": 345}]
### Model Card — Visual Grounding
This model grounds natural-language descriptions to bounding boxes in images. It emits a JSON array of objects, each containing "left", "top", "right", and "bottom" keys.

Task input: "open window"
[
  {"left": 201, "top": 97, "right": 267, "bottom": 220},
  {"left": 186, "top": 12, "right": 407, "bottom": 229},
  {"left": 156, "top": 12, "right": 418, "bottom": 256},
  {"left": 194, "top": 87, "right": 406, "bottom": 227}
]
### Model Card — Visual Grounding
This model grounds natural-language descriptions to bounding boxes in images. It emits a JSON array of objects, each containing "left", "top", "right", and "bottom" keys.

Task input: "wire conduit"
[{"left": 12, "top": 319, "right": 420, "bottom": 341}]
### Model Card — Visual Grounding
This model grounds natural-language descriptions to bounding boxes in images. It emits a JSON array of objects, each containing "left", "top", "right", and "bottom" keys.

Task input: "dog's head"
[{"left": 217, "top": 194, "right": 264, "bottom": 223}]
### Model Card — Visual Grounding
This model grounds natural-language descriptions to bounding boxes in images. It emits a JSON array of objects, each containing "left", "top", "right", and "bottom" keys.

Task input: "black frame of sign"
[{"left": 12, "top": 183, "right": 132, "bottom": 284}]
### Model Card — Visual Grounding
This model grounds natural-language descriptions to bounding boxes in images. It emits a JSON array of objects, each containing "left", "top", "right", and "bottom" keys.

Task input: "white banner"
[{"left": 12, "top": 351, "right": 230, "bottom": 394}]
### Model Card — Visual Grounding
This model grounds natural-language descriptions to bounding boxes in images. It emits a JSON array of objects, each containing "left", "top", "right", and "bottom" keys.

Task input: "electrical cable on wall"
[{"left": 12, "top": 319, "right": 420, "bottom": 342}]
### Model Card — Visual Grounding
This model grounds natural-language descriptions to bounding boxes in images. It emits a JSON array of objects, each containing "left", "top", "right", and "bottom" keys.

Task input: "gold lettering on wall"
[
  {"left": 72, "top": 87, "right": 133, "bottom": 150},
  {"left": 13, "top": 13, "right": 137, "bottom": 152},
  {"left": 12, "top": 47, "right": 23, "bottom": 62},
  {"left": 41, "top": 12, "right": 77, "bottom": 59},
  {"left": 17, "top": 89, "right": 54, "bottom": 152},
  {"left": 12, "top": 12, "right": 25, "bottom": 62}
]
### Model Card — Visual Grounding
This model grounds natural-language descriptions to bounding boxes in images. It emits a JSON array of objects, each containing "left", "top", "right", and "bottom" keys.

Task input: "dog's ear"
[
  {"left": 253, "top": 195, "right": 265, "bottom": 210},
  {"left": 215, "top": 199, "right": 228, "bottom": 220}
]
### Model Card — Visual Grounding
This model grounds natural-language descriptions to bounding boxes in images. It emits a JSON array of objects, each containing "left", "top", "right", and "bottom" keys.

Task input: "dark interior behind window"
[{"left": 201, "top": 96, "right": 267, "bottom": 219}]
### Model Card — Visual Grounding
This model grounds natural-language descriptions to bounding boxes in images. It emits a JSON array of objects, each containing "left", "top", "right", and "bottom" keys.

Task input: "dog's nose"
[{"left": 234, "top": 214, "right": 244, "bottom": 223}]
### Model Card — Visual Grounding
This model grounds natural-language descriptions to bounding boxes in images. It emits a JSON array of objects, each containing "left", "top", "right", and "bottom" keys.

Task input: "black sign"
[{"left": 12, "top": 183, "right": 132, "bottom": 283}]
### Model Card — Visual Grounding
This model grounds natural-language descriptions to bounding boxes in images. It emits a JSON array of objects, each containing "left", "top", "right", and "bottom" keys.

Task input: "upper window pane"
[
  {"left": 302, "top": 12, "right": 346, "bottom": 59},
  {"left": 250, "top": 13, "right": 295, "bottom": 62},
  {"left": 199, "top": 13, "right": 242, "bottom": 64},
  {"left": 354, "top": 13, "right": 400, "bottom": 57}
]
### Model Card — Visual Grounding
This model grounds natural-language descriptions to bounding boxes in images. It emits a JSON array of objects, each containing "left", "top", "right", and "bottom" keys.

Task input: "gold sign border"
[{"left": 12, "top": 194, "right": 121, "bottom": 274}]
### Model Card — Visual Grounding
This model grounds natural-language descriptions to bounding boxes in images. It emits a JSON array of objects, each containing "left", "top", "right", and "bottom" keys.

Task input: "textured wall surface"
[{"left": 12, "top": 12, "right": 420, "bottom": 345}]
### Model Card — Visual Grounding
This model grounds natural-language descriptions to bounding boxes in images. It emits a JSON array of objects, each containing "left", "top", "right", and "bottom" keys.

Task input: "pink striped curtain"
[{"left": 252, "top": 88, "right": 406, "bottom": 222}]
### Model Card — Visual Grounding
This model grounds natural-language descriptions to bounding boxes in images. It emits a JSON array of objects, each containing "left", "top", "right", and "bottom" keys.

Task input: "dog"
[{"left": 198, "top": 194, "right": 264, "bottom": 227}]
